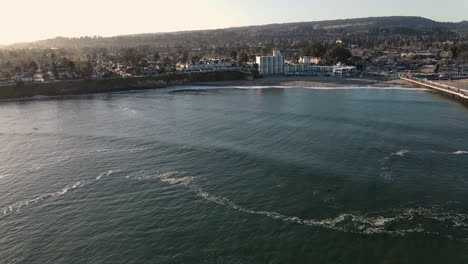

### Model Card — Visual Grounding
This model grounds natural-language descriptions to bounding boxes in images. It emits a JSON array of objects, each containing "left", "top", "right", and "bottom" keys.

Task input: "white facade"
[
  {"left": 299, "top": 56, "right": 325, "bottom": 65},
  {"left": 256, "top": 50, "right": 284, "bottom": 75},
  {"left": 333, "top": 65, "right": 357, "bottom": 76},
  {"left": 185, "top": 59, "right": 235, "bottom": 71},
  {"left": 285, "top": 63, "right": 356, "bottom": 76}
]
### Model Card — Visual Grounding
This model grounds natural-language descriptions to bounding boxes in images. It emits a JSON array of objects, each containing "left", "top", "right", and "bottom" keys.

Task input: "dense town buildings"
[{"left": 1, "top": 41, "right": 468, "bottom": 85}]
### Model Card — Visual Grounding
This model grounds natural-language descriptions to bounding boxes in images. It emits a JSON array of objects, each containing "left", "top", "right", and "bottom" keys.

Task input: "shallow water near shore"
[{"left": 1, "top": 86, "right": 468, "bottom": 263}]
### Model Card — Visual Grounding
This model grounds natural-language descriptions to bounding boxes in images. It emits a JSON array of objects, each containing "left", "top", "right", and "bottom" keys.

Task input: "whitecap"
[{"left": 392, "top": 150, "right": 410, "bottom": 157}]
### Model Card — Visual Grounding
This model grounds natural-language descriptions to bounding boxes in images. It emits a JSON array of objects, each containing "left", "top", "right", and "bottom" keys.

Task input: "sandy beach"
[{"left": 192, "top": 76, "right": 416, "bottom": 88}]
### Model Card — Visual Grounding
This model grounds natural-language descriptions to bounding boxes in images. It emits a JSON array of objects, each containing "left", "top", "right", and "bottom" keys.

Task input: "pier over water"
[{"left": 400, "top": 76, "right": 468, "bottom": 105}]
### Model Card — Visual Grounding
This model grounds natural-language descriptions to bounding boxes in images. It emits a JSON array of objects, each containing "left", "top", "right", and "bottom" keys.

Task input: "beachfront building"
[
  {"left": 299, "top": 56, "right": 326, "bottom": 65},
  {"left": 285, "top": 64, "right": 333, "bottom": 76},
  {"left": 333, "top": 63, "right": 358, "bottom": 76},
  {"left": 184, "top": 59, "right": 237, "bottom": 72},
  {"left": 256, "top": 50, "right": 284, "bottom": 75},
  {"left": 284, "top": 63, "right": 357, "bottom": 77}
]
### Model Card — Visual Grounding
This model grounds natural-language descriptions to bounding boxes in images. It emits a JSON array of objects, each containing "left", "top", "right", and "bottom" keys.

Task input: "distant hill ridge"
[{"left": 5, "top": 16, "right": 468, "bottom": 49}]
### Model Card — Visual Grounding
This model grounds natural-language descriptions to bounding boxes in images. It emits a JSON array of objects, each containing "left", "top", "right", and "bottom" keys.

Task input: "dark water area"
[{"left": 1, "top": 86, "right": 467, "bottom": 263}]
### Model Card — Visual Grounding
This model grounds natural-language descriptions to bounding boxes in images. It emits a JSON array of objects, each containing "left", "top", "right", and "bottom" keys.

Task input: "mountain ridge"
[{"left": 4, "top": 16, "right": 467, "bottom": 49}]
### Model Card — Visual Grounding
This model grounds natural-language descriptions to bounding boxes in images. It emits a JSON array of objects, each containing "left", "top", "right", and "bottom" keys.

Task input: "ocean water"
[{"left": 1, "top": 86, "right": 468, "bottom": 263}]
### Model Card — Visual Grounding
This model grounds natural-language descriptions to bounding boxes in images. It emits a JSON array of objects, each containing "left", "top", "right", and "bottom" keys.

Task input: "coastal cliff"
[{"left": 0, "top": 71, "right": 247, "bottom": 99}]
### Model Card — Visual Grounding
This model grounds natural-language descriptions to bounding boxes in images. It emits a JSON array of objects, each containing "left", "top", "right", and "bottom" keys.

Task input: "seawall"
[{"left": 0, "top": 71, "right": 247, "bottom": 100}]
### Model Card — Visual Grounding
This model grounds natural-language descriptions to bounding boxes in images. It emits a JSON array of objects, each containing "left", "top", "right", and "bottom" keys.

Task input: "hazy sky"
[{"left": 1, "top": 0, "right": 467, "bottom": 45}]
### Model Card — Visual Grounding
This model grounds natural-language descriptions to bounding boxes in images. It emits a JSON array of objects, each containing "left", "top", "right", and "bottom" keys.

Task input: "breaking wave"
[{"left": 127, "top": 170, "right": 468, "bottom": 240}]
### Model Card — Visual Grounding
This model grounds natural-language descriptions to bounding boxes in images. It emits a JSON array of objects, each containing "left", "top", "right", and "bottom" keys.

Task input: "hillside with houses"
[{"left": 1, "top": 16, "right": 468, "bottom": 87}]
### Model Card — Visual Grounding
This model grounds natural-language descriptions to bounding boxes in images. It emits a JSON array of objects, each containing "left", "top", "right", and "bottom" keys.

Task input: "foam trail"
[
  {"left": 1, "top": 170, "right": 118, "bottom": 216},
  {"left": 96, "top": 170, "right": 117, "bottom": 180},
  {"left": 137, "top": 170, "right": 468, "bottom": 239}
]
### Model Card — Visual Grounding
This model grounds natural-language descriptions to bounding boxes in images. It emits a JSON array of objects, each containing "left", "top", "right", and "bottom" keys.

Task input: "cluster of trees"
[
  {"left": 301, "top": 43, "right": 352, "bottom": 63},
  {"left": 0, "top": 49, "right": 95, "bottom": 79}
]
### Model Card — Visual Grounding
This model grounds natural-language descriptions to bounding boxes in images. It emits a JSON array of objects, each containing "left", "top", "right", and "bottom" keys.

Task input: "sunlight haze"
[{"left": 1, "top": 0, "right": 467, "bottom": 45}]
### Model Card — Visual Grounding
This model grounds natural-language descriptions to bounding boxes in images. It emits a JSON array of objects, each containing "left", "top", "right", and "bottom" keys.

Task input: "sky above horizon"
[{"left": 1, "top": 0, "right": 467, "bottom": 45}]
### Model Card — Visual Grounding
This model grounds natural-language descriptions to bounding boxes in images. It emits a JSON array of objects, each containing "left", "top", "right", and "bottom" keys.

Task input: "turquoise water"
[{"left": 1, "top": 87, "right": 468, "bottom": 263}]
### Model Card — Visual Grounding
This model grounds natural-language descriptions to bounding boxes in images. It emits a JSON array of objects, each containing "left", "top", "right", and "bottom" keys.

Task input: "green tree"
[
  {"left": 189, "top": 54, "right": 200, "bottom": 62},
  {"left": 325, "top": 45, "right": 352, "bottom": 63},
  {"left": 78, "top": 60, "right": 93, "bottom": 78},
  {"left": 121, "top": 48, "right": 143, "bottom": 65},
  {"left": 448, "top": 45, "right": 459, "bottom": 58},
  {"left": 52, "top": 64, "right": 59, "bottom": 79},
  {"left": 25, "top": 60, "right": 39, "bottom": 77},
  {"left": 153, "top": 53, "right": 160, "bottom": 62},
  {"left": 238, "top": 52, "right": 248, "bottom": 64},
  {"left": 303, "top": 43, "right": 326, "bottom": 57},
  {"left": 162, "top": 57, "right": 172, "bottom": 66},
  {"left": 60, "top": 58, "right": 76, "bottom": 72},
  {"left": 230, "top": 50, "right": 238, "bottom": 60},
  {"left": 181, "top": 51, "right": 189, "bottom": 63}
]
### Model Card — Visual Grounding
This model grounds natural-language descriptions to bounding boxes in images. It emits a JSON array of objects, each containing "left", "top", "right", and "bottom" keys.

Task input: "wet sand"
[{"left": 193, "top": 76, "right": 416, "bottom": 88}]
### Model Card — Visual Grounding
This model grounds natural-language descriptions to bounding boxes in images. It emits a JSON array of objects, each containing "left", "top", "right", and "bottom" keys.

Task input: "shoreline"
[
  {"left": 0, "top": 75, "right": 421, "bottom": 102},
  {"left": 192, "top": 76, "right": 417, "bottom": 88}
]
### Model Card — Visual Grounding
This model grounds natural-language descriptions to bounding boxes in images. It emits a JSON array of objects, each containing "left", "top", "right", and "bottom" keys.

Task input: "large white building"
[
  {"left": 285, "top": 63, "right": 356, "bottom": 77},
  {"left": 256, "top": 50, "right": 284, "bottom": 75}
]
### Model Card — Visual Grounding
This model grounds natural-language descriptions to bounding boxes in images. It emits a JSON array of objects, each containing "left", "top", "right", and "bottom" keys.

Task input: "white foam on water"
[
  {"left": 96, "top": 170, "right": 118, "bottom": 180},
  {"left": 93, "top": 147, "right": 147, "bottom": 154},
  {"left": 125, "top": 170, "right": 194, "bottom": 186},
  {"left": 1, "top": 170, "right": 119, "bottom": 216},
  {"left": 388, "top": 149, "right": 468, "bottom": 158},
  {"left": 108, "top": 103, "right": 138, "bottom": 113},
  {"left": 146, "top": 170, "right": 468, "bottom": 239},
  {"left": 392, "top": 150, "right": 410, "bottom": 157}
]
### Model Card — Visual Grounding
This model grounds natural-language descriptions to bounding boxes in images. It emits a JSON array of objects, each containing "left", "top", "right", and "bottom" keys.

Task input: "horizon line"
[{"left": 2, "top": 15, "right": 467, "bottom": 46}]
